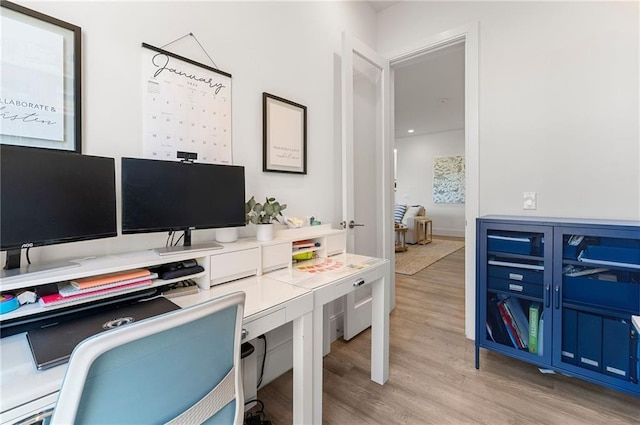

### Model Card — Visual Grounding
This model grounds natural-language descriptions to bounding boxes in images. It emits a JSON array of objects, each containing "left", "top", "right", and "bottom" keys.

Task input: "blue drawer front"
[
  {"left": 563, "top": 276, "right": 640, "bottom": 313},
  {"left": 581, "top": 245, "right": 640, "bottom": 267},
  {"left": 599, "top": 238, "right": 640, "bottom": 249},
  {"left": 602, "top": 318, "right": 631, "bottom": 380},
  {"left": 488, "top": 265, "right": 543, "bottom": 284},
  {"left": 488, "top": 234, "right": 540, "bottom": 255},
  {"left": 488, "top": 277, "right": 543, "bottom": 298}
]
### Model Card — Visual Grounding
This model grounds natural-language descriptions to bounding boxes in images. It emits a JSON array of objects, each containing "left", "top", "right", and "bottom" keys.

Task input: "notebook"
[{"left": 26, "top": 297, "right": 180, "bottom": 370}]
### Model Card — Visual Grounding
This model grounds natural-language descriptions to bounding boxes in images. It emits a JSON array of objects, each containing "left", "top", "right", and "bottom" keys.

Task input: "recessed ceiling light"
[{"left": 407, "top": 129, "right": 414, "bottom": 134}]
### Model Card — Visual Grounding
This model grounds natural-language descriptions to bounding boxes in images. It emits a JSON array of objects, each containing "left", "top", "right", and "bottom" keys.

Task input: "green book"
[{"left": 529, "top": 302, "right": 541, "bottom": 354}]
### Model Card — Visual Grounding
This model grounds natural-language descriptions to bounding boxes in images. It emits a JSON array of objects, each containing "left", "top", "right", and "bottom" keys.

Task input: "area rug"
[{"left": 395, "top": 238, "right": 465, "bottom": 275}]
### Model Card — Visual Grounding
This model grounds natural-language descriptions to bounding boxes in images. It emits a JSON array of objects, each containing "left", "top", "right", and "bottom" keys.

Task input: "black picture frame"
[
  {"left": 263, "top": 92, "right": 307, "bottom": 174},
  {"left": 0, "top": 0, "right": 82, "bottom": 153}
]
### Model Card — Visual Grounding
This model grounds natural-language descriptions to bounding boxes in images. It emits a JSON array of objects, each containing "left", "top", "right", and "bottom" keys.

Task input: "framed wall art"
[
  {"left": 0, "top": 0, "right": 81, "bottom": 153},
  {"left": 263, "top": 92, "right": 307, "bottom": 174}
]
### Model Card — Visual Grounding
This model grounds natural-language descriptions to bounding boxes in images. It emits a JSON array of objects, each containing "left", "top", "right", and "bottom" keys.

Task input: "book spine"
[
  {"left": 39, "top": 279, "right": 152, "bottom": 306},
  {"left": 71, "top": 269, "right": 151, "bottom": 289},
  {"left": 497, "top": 300, "right": 523, "bottom": 349},
  {"left": 505, "top": 297, "right": 530, "bottom": 348},
  {"left": 529, "top": 303, "right": 541, "bottom": 354}
]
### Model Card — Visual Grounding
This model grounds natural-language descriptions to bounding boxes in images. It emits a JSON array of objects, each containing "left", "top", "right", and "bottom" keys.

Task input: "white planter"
[
  {"left": 216, "top": 227, "right": 238, "bottom": 243},
  {"left": 255, "top": 223, "right": 274, "bottom": 241}
]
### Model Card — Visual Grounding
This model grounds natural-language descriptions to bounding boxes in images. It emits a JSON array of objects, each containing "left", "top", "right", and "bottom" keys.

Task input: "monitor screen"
[
  {"left": 121, "top": 158, "right": 246, "bottom": 236},
  {"left": 0, "top": 145, "right": 118, "bottom": 253}
]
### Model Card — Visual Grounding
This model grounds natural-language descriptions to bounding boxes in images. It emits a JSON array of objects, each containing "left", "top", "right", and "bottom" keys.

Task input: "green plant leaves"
[{"left": 245, "top": 195, "right": 287, "bottom": 224}]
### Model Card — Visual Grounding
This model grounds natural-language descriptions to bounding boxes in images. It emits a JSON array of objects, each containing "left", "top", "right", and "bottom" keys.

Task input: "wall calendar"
[{"left": 141, "top": 43, "right": 232, "bottom": 164}]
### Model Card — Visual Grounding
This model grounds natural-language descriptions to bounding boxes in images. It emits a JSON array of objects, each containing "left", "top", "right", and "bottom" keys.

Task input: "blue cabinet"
[{"left": 476, "top": 216, "right": 640, "bottom": 397}]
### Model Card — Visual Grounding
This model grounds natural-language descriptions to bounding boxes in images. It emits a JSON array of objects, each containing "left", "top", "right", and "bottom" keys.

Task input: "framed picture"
[
  {"left": 0, "top": 0, "right": 82, "bottom": 153},
  {"left": 263, "top": 92, "right": 307, "bottom": 174}
]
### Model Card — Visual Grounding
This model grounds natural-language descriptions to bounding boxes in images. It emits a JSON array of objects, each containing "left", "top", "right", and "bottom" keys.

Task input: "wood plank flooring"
[{"left": 256, "top": 246, "right": 640, "bottom": 424}]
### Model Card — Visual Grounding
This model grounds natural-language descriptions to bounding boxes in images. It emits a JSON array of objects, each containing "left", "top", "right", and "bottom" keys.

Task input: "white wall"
[
  {"left": 379, "top": 1, "right": 639, "bottom": 340},
  {"left": 13, "top": 1, "right": 377, "bottom": 266},
  {"left": 7, "top": 1, "right": 377, "bottom": 388},
  {"left": 379, "top": 1, "right": 640, "bottom": 220},
  {"left": 395, "top": 129, "right": 465, "bottom": 237}
]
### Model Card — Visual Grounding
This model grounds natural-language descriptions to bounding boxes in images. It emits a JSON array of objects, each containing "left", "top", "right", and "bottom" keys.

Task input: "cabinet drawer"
[
  {"left": 243, "top": 308, "right": 286, "bottom": 340},
  {"left": 326, "top": 233, "right": 346, "bottom": 256},
  {"left": 262, "top": 243, "right": 290, "bottom": 272},
  {"left": 563, "top": 275, "right": 639, "bottom": 312},
  {"left": 487, "top": 234, "right": 543, "bottom": 256},
  {"left": 210, "top": 248, "right": 259, "bottom": 286},
  {"left": 488, "top": 265, "right": 543, "bottom": 284},
  {"left": 488, "top": 277, "right": 542, "bottom": 298}
]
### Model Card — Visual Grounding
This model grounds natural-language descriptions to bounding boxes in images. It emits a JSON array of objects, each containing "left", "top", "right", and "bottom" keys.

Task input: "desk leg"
[
  {"left": 371, "top": 276, "right": 389, "bottom": 384},
  {"left": 293, "top": 311, "right": 313, "bottom": 425},
  {"left": 312, "top": 305, "right": 324, "bottom": 425}
]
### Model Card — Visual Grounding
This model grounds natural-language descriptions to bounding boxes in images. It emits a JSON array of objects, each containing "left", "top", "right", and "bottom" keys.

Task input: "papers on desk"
[{"left": 268, "top": 254, "right": 385, "bottom": 288}]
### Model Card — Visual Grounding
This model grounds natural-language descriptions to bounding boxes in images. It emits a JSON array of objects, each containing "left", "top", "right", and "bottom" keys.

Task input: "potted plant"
[{"left": 245, "top": 196, "right": 287, "bottom": 241}]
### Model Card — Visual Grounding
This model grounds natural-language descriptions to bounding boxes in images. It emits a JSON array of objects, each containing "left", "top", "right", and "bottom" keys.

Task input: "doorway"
[
  {"left": 389, "top": 24, "right": 479, "bottom": 339},
  {"left": 393, "top": 42, "right": 465, "bottom": 239}
]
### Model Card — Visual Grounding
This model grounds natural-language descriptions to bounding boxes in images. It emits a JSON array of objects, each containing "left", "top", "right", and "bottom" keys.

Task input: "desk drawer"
[
  {"left": 488, "top": 265, "right": 543, "bottom": 284},
  {"left": 488, "top": 277, "right": 543, "bottom": 298},
  {"left": 326, "top": 233, "right": 346, "bottom": 256},
  {"left": 1, "top": 394, "right": 56, "bottom": 425},
  {"left": 262, "top": 243, "right": 290, "bottom": 273},
  {"left": 210, "top": 248, "right": 259, "bottom": 286},
  {"left": 243, "top": 308, "right": 286, "bottom": 340},
  {"left": 315, "top": 267, "right": 383, "bottom": 306}
]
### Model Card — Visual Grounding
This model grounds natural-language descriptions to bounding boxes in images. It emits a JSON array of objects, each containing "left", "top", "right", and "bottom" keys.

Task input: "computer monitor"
[
  {"left": 1, "top": 145, "right": 117, "bottom": 274},
  {"left": 121, "top": 157, "right": 245, "bottom": 254}
]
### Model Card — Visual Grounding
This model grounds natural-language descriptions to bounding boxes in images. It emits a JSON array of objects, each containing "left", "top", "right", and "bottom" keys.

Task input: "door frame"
[{"left": 387, "top": 23, "right": 479, "bottom": 339}]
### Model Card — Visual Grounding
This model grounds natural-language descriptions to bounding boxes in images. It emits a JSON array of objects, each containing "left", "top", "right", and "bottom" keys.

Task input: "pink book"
[{"left": 39, "top": 279, "right": 153, "bottom": 307}]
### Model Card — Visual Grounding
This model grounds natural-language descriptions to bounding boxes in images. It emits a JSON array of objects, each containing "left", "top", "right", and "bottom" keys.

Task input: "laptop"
[{"left": 27, "top": 297, "right": 180, "bottom": 370}]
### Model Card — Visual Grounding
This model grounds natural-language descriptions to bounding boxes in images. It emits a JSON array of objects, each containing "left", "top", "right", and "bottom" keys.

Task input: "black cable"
[
  {"left": 244, "top": 399, "right": 264, "bottom": 412},
  {"left": 166, "top": 231, "right": 173, "bottom": 247},
  {"left": 257, "top": 335, "right": 267, "bottom": 387},
  {"left": 173, "top": 232, "right": 184, "bottom": 246},
  {"left": 25, "top": 247, "right": 31, "bottom": 265}
]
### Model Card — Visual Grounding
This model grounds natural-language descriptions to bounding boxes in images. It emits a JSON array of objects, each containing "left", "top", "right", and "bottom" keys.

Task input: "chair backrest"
[{"left": 50, "top": 292, "right": 246, "bottom": 425}]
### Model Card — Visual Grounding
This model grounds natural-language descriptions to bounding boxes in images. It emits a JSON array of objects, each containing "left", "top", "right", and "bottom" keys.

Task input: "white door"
[{"left": 341, "top": 32, "right": 393, "bottom": 340}]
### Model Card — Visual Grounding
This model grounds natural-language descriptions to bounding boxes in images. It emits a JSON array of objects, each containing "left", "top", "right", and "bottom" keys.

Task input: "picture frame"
[
  {"left": 263, "top": 92, "right": 307, "bottom": 174},
  {"left": 0, "top": 0, "right": 82, "bottom": 153}
]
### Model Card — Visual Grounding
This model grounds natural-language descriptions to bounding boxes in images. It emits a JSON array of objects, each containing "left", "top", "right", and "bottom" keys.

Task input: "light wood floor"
[{"left": 257, "top": 247, "right": 640, "bottom": 424}]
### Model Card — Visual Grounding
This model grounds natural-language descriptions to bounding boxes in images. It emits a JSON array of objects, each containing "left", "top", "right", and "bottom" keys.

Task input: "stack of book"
[
  {"left": 496, "top": 297, "right": 530, "bottom": 350},
  {"left": 292, "top": 240, "right": 320, "bottom": 261},
  {"left": 39, "top": 269, "right": 157, "bottom": 307},
  {"left": 292, "top": 240, "right": 319, "bottom": 251}
]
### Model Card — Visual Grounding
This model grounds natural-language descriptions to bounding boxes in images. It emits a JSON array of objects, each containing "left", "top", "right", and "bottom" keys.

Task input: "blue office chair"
[{"left": 49, "top": 292, "right": 246, "bottom": 425}]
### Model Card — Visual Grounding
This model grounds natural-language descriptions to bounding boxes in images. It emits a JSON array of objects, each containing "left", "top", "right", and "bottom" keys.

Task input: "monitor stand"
[
  {"left": 1, "top": 260, "right": 80, "bottom": 280},
  {"left": 155, "top": 242, "right": 223, "bottom": 256},
  {"left": 154, "top": 229, "right": 223, "bottom": 256}
]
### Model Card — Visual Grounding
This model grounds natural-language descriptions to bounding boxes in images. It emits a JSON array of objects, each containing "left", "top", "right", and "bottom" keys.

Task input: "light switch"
[{"left": 523, "top": 192, "right": 537, "bottom": 210}]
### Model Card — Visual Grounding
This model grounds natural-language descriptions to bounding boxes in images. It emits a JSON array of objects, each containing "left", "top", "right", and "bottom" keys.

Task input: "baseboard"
[{"left": 434, "top": 228, "right": 465, "bottom": 238}]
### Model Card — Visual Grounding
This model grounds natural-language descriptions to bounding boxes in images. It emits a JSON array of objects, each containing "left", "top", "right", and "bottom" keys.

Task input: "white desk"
[
  {"left": 268, "top": 253, "right": 390, "bottom": 424},
  {"left": 0, "top": 275, "right": 314, "bottom": 424},
  {"left": 173, "top": 276, "right": 315, "bottom": 425},
  {"left": 0, "top": 251, "right": 389, "bottom": 425}
]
